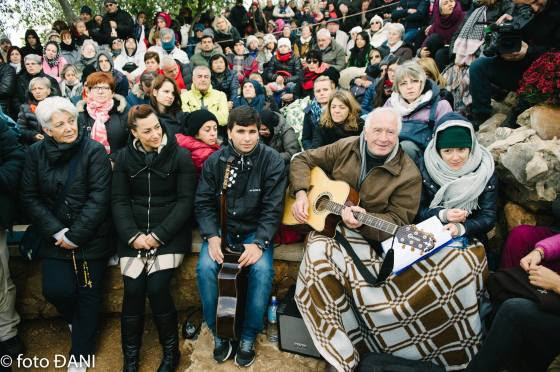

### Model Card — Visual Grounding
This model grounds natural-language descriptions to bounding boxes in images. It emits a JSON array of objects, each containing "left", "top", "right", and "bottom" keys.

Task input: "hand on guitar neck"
[{"left": 292, "top": 190, "right": 367, "bottom": 230}]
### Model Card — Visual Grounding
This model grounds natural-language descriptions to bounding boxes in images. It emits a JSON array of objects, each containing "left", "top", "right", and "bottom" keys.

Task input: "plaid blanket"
[{"left": 295, "top": 228, "right": 488, "bottom": 371}]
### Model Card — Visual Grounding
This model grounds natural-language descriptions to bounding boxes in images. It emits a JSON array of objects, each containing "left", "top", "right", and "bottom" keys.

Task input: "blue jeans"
[
  {"left": 469, "top": 56, "right": 532, "bottom": 117},
  {"left": 196, "top": 232, "right": 274, "bottom": 342},
  {"left": 467, "top": 298, "right": 560, "bottom": 372},
  {"left": 404, "top": 27, "right": 421, "bottom": 44}
]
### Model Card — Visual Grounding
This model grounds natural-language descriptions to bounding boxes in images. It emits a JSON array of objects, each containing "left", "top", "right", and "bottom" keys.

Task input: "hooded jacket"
[
  {"left": 0, "top": 63, "right": 15, "bottom": 115},
  {"left": 261, "top": 111, "right": 302, "bottom": 164},
  {"left": 232, "top": 79, "right": 267, "bottom": 112},
  {"left": 100, "top": 7, "right": 134, "bottom": 45},
  {"left": 114, "top": 38, "right": 146, "bottom": 81},
  {"left": 20, "top": 29, "right": 43, "bottom": 57},
  {"left": 175, "top": 134, "right": 220, "bottom": 177}
]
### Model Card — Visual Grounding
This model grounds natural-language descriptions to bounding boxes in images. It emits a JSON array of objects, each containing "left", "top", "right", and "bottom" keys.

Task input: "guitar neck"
[{"left": 325, "top": 201, "right": 398, "bottom": 235}]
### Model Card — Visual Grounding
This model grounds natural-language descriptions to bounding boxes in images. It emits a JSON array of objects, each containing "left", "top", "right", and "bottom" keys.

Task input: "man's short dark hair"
[{"left": 227, "top": 106, "right": 261, "bottom": 130}]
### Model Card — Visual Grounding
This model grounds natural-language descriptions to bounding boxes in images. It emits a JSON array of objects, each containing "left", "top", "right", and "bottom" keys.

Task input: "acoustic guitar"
[
  {"left": 216, "top": 158, "right": 248, "bottom": 341},
  {"left": 283, "top": 167, "right": 436, "bottom": 253}
]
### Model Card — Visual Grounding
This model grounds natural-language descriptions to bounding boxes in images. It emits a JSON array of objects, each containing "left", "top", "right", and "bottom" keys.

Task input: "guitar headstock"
[
  {"left": 394, "top": 225, "right": 436, "bottom": 254},
  {"left": 221, "top": 158, "right": 239, "bottom": 191}
]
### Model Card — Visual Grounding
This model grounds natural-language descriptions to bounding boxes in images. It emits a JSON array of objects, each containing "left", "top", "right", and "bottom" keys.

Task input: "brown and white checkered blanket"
[{"left": 295, "top": 228, "right": 488, "bottom": 371}]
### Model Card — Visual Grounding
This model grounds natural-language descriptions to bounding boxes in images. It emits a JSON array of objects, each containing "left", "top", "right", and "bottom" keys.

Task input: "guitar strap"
[
  {"left": 220, "top": 156, "right": 236, "bottom": 253},
  {"left": 334, "top": 230, "right": 394, "bottom": 287}
]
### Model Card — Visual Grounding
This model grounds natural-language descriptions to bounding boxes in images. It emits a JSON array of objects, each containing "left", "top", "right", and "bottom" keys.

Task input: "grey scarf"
[{"left": 424, "top": 120, "right": 494, "bottom": 213}]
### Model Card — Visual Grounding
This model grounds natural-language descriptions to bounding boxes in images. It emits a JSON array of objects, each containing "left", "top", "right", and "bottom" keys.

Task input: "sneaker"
[
  {"left": 234, "top": 339, "right": 256, "bottom": 367},
  {"left": 213, "top": 336, "right": 233, "bottom": 363}
]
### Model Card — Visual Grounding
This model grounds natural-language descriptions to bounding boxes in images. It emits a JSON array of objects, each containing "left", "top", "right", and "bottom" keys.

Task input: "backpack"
[{"left": 279, "top": 96, "right": 311, "bottom": 143}]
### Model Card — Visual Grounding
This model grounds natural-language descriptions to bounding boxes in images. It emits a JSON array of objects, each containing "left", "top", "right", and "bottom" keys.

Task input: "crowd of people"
[{"left": 0, "top": 0, "right": 559, "bottom": 371}]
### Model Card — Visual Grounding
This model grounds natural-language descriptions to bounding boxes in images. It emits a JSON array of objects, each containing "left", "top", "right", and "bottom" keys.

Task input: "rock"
[
  {"left": 186, "top": 325, "right": 325, "bottom": 372},
  {"left": 476, "top": 113, "right": 507, "bottom": 147},
  {"left": 487, "top": 126, "right": 560, "bottom": 211},
  {"left": 491, "top": 92, "right": 518, "bottom": 114},
  {"left": 504, "top": 202, "right": 537, "bottom": 232}
]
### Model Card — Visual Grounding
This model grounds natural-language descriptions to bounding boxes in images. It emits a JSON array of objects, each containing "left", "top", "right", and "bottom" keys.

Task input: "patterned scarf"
[
  {"left": 86, "top": 99, "right": 114, "bottom": 154},
  {"left": 424, "top": 120, "right": 495, "bottom": 213},
  {"left": 308, "top": 99, "right": 323, "bottom": 128},
  {"left": 44, "top": 42, "right": 61, "bottom": 68},
  {"left": 453, "top": 6, "right": 486, "bottom": 65}
]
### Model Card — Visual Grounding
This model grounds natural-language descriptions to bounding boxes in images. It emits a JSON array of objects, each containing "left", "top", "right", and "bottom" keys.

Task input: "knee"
[
  {"left": 496, "top": 298, "right": 535, "bottom": 324},
  {"left": 43, "top": 282, "right": 73, "bottom": 303},
  {"left": 249, "top": 256, "right": 274, "bottom": 281},
  {"left": 146, "top": 276, "right": 171, "bottom": 299},
  {"left": 196, "top": 252, "right": 219, "bottom": 279}
]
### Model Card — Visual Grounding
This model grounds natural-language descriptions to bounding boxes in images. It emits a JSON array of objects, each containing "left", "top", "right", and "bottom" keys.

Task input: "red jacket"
[{"left": 175, "top": 134, "right": 219, "bottom": 177}]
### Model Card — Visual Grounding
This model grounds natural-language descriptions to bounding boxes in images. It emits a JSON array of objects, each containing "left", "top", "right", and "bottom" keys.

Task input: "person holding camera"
[{"left": 469, "top": 0, "right": 560, "bottom": 128}]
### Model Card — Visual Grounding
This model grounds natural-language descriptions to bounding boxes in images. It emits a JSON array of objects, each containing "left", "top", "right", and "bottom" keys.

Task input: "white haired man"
[{"left": 315, "top": 28, "right": 347, "bottom": 71}]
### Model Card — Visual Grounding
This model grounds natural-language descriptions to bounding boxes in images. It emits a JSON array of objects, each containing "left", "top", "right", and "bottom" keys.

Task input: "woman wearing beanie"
[
  {"left": 264, "top": 37, "right": 303, "bottom": 105},
  {"left": 175, "top": 109, "right": 220, "bottom": 177},
  {"left": 232, "top": 79, "right": 269, "bottom": 112},
  {"left": 42, "top": 41, "right": 68, "bottom": 82},
  {"left": 417, "top": 113, "right": 497, "bottom": 247}
]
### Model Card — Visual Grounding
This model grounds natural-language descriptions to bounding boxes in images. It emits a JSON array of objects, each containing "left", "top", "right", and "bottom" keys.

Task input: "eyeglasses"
[
  {"left": 91, "top": 86, "right": 112, "bottom": 92},
  {"left": 371, "top": 21, "right": 381, "bottom": 24},
  {"left": 105, "top": 3, "right": 116, "bottom": 7},
  {"left": 306, "top": 59, "right": 319, "bottom": 64}
]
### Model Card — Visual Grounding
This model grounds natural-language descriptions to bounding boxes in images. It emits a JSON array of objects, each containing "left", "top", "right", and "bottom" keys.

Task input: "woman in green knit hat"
[{"left": 417, "top": 112, "right": 498, "bottom": 261}]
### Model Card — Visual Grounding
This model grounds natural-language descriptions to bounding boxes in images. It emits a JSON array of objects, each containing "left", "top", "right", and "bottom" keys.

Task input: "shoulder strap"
[
  {"left": 334, "top": 230, "right": 394, "bottom": 287},
  {"left": 427, "top": 96, "right": 440, "bottom": 131},
  {"left": 219, "top": 156, "right": 236, "bottom": 252},
  {"left": 53, "top": 140, "right": 84, "bottom": 214}
]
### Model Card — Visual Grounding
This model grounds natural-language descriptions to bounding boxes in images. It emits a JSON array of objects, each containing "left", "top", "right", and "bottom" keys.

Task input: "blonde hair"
[
  {"left": 417, "top": 57, "right": 446, "bottom": 88},
  {"left": 212, "top": 16, "right": 233, "bottom": 32},
  {"left": 320, "top": 90, "right": 361, "bottom": 131}
]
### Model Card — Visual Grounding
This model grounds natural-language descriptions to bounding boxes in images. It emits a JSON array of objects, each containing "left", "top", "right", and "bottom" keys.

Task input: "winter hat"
[
  {"left": 350, "top": 26, "right": 362, "bottom": 35},
  {"left": 263, "top": 34, "right": 277, "bottom": 46},
  {"left": 160, "top": 28, "right": 176, "bottom": 52},
  {"left": 46, "top": 30, "right": 61, "bottom": 41},
  {"left": 246, "top": 35, "right": 259, "bottom": 48},
  {"left": 202, "top": 28, "right": 215, "bottom": 40},
  {"left": 321, "top": 67, "right": 340, "bottom": 86},
  {"left": 436, "top": 126, "right": 472, "bottom": 150},
  {"left": 277, "top": 37, "right": 292, "bottom": 50},
  {"left": 260, "top": 109, "right": 279, "bottom": 129},
  {"left": 275, "top": 19, "right": 285, "bottom": 31},
  {"left": 186, "top": 109, "right": 219, "bottom": 136},
  {"left": 193, "top": 23, "right": 205, "bottom": 32},
  {"left": 80, "top": 6, "right": 93, "bottom": 15},
  {"left": 370, "top": 14, "right": 384, "bottom": 26}
]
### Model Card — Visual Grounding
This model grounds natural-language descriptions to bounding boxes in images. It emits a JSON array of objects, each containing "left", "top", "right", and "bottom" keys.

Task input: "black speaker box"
[{"left": 277, "top": 286, "right": 322, "bottom": 359}]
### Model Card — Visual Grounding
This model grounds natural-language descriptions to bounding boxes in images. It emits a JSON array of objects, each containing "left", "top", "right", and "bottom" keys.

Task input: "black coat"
[
  {"left": 100, "top": 9, "right": 134, "bottom": 45},
  {"left": 391, "top": 0, "right": 430, "bottom": 29},
  {"left": 17, "top": 103, "right": 41, "bottom": 145},
  {"left": 156, "top": 111, "right": 188, "bottom": 137},
  {"left": 0, "top": 63, "right": 16, "bottom": 115},
  {"left": 0, "top": 119, "right": 25, "bottom": 228},
  {"left": 311, "top": 118, "right": 365, "bottom": 149},
  {"left": 195, "top": 142, "right": 286, "bottom": 246},
  {"left": 214, "top": 28, "right": 242, "bottom": 52},
  {"left": 20, "top": 133, "right": 114, "bottom": 260},
  {"left": 417, "top": 161, "right": 498, "bottom": 243},
  {"left": 264, "top": 53, "right": 304, "bottom": 85},
  {"left": 111, "top": 134, "right": 196, "bottom": 257},
  {"left": 14, "top": 71, "right": 61, "bottom": 114},
  {"left": 77, "top": 95, "right": 130, "bottom": 156}
]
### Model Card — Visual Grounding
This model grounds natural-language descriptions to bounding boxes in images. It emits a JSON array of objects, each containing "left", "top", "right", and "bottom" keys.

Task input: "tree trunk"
[{"left": 56, "top": 0, "right": 77, "bottom": 24}]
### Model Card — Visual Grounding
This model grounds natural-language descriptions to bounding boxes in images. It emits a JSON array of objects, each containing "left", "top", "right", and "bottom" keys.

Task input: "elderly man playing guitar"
[{"left": 288, "top": 107, "right": 488, "bottom": 371}]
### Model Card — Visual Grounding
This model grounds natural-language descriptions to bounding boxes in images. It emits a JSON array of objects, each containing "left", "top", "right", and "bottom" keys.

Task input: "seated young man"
[{"left": 195, "top": 106, "right": 286, "bottom": 367}]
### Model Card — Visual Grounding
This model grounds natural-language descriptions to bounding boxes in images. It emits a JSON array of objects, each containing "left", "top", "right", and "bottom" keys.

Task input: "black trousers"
[
  {"left": 42, "top": 258, "right": 107, "bottom": 357},
  {"left": 122, "top": 269, "right": 175, "bottom": 316}
]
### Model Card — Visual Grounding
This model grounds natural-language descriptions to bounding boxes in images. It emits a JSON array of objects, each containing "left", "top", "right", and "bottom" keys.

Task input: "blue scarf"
[{"left": 309, "top": 99, "right": 323, "bottom": 130}]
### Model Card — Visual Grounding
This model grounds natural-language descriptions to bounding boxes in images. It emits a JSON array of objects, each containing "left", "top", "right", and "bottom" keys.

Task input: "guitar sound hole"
[{"left": 316, "top": 195, "right": 330, "bottom": 212}]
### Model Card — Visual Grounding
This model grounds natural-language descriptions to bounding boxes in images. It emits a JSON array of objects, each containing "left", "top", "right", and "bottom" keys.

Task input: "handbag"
[
  {"left": 487, "top": 266, "right": 560, "bottom": 314},
  {"left": 19, "top": 143, "right": 83, "bottom": 261}
]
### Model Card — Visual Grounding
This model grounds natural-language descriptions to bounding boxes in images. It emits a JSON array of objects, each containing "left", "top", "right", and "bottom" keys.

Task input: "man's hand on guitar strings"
[
  {"left": 292, "top": 190, "right": 309, "bottom": 223},
  {"left": 208, "top": 236, "right": 224, "bottom": 264},
  {"left": 342, "top": 205, "right": 366, "bottom": 229},
  {"left": 238, "top": 244, "right": 263, "bottom": 267}
]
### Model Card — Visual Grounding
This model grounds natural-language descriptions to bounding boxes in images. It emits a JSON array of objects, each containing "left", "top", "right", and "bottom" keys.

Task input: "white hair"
[
  {"left": 24, "top": 54, "right": 42, "bottom": 64},
  {"left": 365, "top": 107, "right": 402, "bottom": 134},
  {"left": 193, "top": 65, "right": 211, "bottom": 75},
  {"left": 386, "top": 23, "right": 405, "bottom": 38},
  {"left": 160, "top": 57, "right": 177, "bottom": 69},
  {"left": 316, "top": 28, "right": 331, "bottom": 40},
  {"left": 35, "top": 97, "right": 78, "bottom": 129}
]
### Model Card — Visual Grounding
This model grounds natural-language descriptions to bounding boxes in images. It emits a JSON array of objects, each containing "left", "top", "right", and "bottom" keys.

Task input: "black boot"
[
  {"left": 121, "top": 314, "right": 144, "bottom": 372},
  {"left": 153, "top": 311, "right": 180, "bottom": 372}
]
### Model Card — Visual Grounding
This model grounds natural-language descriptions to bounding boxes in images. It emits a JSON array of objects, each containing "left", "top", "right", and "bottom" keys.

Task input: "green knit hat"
[{"left": 436, "top": 126, "right": 472, "bottom": 150}]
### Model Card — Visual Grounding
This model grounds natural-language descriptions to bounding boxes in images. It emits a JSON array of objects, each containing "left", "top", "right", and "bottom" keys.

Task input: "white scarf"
[
  {"left": 388, "top": 90, "right": 433, "bottom": 117},
  {"left": 388, "top": 40, "right": 403, "bottom": 53},
  {"left": 424, "top": 120, "right": 495, "bottom": 213}
]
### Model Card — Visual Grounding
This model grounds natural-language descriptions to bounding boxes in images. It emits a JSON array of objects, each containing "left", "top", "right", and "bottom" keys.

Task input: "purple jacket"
[{"left": 537, "top": 234, "right": 560, "bottom": 262}]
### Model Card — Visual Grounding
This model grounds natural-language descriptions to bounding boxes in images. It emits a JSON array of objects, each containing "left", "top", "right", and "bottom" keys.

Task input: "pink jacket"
[
  {"left": 42, "top": 56, "right": 68, "bottom": 82},
  {"left": 536, "top": 233, "right": 560, "bottom": 262}
]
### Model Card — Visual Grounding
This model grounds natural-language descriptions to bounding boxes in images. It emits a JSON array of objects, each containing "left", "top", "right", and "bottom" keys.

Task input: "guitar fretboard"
[{"left": 324, "top": 200, "right": 398, "bottom": 235}]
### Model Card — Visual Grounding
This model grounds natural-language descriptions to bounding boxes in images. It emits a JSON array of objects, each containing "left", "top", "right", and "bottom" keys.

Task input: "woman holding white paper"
[{"left": 417, "top": 113, "right": 497, "bottom": 252}]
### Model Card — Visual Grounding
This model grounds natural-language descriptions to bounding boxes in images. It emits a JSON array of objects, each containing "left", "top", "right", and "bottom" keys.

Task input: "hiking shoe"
[
  {"left": 234, "top": 339, "right": 256, "bottom": 367},
  {"left": 213, "top": 336, "right": 233, "bottom": 363}
]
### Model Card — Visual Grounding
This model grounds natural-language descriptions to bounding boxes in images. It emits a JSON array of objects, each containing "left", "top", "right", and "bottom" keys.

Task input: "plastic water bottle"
[{"left": 267, "top": 296, "right": 279, "bottom": 342}]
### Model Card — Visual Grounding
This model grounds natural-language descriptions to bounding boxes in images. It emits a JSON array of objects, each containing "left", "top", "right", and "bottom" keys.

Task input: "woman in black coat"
[
  {"left": 149, "top": 75, "right": 188, "bottom": 137},
  {"left": 112, "top": 104, "right": 196, "bottom": 372},
  {"left": 20, "top": 96, "right": 113, "bottom": 362},
  {"left": 17, "top": 76, "right": 52, "bottom": 146},
  {"left": 0, "top": 54, "right": 15, "bottom": 116},
  {"left": 77, "top": 71, "right": 129, "bottom": 157}
]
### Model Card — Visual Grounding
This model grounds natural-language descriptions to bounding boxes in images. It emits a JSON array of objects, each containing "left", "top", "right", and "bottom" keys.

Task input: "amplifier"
[{"left": 277, "top": 286, "right": 322, "bottom": 359}]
